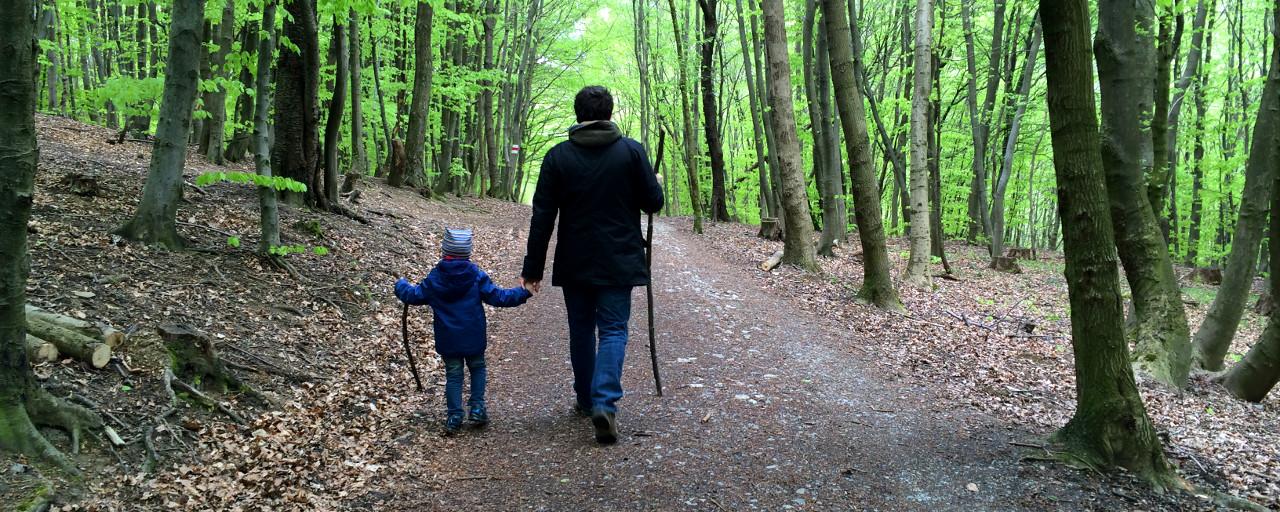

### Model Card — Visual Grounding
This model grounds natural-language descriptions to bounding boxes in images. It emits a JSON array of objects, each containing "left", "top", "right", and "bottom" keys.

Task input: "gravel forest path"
[{"left": 381, "top": 220, "right": 1142, "bottom": 511}]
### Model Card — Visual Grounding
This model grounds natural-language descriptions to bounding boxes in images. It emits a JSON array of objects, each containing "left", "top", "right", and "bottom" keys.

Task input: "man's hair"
[{"left": 574, "top": 86, "right": 614, "bottom": 122}]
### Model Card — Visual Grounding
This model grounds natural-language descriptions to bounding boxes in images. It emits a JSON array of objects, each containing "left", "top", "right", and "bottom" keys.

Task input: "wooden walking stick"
[
  {"left": 647, "top": 130, "right": 667, "bottom": 397},
  {"left": 401, "top": 304, "right": 425, "bottom": 392}
]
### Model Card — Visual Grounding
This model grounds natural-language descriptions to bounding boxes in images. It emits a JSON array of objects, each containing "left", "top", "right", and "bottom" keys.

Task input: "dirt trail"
[{"left": 379, "top": 220, "right": 1142, "bottom": 511}]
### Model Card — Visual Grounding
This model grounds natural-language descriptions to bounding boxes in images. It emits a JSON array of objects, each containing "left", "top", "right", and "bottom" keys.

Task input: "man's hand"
[{"left": 519, "top": 277, "right": 541, "bottom": 294}]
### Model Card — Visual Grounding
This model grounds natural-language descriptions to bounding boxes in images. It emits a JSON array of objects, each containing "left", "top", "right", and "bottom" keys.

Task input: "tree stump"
[
  {"left": 1006, "top": 247, "right": 1038, "bottom": 260},
  {"left": 1255, "top": 292, "right": 1275, "bottom": 316},
  {"left": 159, "top": 324, "right": 245, "bottom": 393},
  {"left": 758, "top": 218, "right": 783, "bottom": 240},
  {"left": 59, "top": 173, "right": 100, "bottom": 197},
  {"left": 989, "top": 256, "right": 1023, "bottom": 274},
  {"left": 1188, "top": 267, "right": 1224, "bottom": 286}
]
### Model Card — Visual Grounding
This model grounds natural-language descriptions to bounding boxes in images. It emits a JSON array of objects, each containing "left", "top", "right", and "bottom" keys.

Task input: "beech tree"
[
  {"left": 904, "top": 0, "right": 933, "bottom": 288},
  {"left": 113, "top": 0, "right": 207, "bottom": 249},
  {"left": 1038, "top": 0, "right": 1175, "bottom": 484}
]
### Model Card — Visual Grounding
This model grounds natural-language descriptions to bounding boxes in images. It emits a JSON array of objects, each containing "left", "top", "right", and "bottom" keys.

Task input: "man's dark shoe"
[
  {"left": 572, "top": 401, "right": 592, "bottom": 418},
  {"left": 468, "top": 405, "right": 489, "bottom": 426},
  {"left": 591, "top": 410, "right": 618, "bottom": 445},
  {"left": 443, "top": 414, "right": 464, "bottom": 435}
]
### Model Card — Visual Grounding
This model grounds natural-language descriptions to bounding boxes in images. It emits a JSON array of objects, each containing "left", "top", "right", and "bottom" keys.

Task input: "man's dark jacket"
[{"left": 522, "top": 121, "right": 665, "bottom": 287}]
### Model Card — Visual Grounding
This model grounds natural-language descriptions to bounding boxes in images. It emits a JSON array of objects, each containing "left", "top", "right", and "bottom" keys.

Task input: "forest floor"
[{"left": 1, "top": 114, "right": 1275, "bottom": 511}]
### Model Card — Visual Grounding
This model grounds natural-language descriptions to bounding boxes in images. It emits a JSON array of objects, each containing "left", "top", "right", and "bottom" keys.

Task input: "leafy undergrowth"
[
  {"left": 692, "top": 219, "right": 1279, "bottom": 508},
  {"left": 8, "top": 115, "right": 533, "bottom": 510}
]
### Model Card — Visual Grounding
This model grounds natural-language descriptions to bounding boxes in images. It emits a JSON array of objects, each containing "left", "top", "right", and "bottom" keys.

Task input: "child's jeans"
[{"left": 443, "top": 355, "right": 486, "bottom": 418}]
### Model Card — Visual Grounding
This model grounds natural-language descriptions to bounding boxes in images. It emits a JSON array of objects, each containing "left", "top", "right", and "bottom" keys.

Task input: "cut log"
[
  {"left": 989, "top": 256, "right": 1023, "bottom": 274},
  {"left": 25, "top": 309, "right": 112, "bottom": 368},
  {"left": 26, "top": 305, "right": 124, "bottom": 348},
  {"left": 25, "top": 335, "right": 59, "bottom": 364},
  {"left": 760, "top": 250, "right": 785, "bottom": 272}
]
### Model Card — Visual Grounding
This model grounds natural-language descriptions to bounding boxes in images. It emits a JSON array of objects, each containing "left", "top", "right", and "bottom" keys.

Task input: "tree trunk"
[
  {"left": 759, "top": 0, "right": 817, "bottom": 270},
  {"left": 347, "top": 11, "right": 368, "bottom": 183},
  {"left": 989, "top": 20, "right": 1041, "bottom": 261},
  {"left": 815, "top": 12, "right": 845, "bottom": 258},
  {"left": 370, "top": 25, "right": 393, "bottom": 177},
  {"left": 667, "top": 0, "right": 705, "bottom": 234},
  {"left": 271, "top": 0, "right": 321, "bottom": 207},
  {"left": 401, "top": 1, "right": 433, "bottom": 192},
  {"left": 963, "top": 0, "right": 1005, "bottom": 245},
  {"left": 1037, "top": 0, "right": 1174, "bottom": 484},
  {"left": 699, "top": 0, "right": 730, "bottom": 222},
  {"left": 1, "top": 0, "right": 103, "bottom": 473},
  {"left": 1160, "top": 0, "right": 1211, "bottom": 228},
  {"left": 1186, "top": 24, "right": 1214, "bottom": 265},
  {"left": 254, "top": 1, "right": 280, "bottom": 254},
  {"left": 1149, "top": 2, "right": 1180, "bottom": 241},
  {"left": 480, "top": 0, "right": 499, "bottom": 198},
  {"left": 1194, "top": 7, "right": 1280, "bottom": 371},
  {"left": 113, "top": 0, "right": 206, "bottom": 250},
  {"left": 203, "top": 0, "right": 235, "bottom": 165},
  {"left": 733, "top": 0, "right": 776, "bottom": 225},
  {"left": 224, "top": 11, "right": 259, "bottom": 163},
  {"left": 322, "top": 18, "right": 347, "bottom": 204},
  {"left": 905, "top": 0, "right": 933, "bottom": 288},
  {"left": 822, "top": 0, "right": 901, "bottom": 309},
  {"left": 1096, "top": 0, "right": 1193, "bottom": 388}
]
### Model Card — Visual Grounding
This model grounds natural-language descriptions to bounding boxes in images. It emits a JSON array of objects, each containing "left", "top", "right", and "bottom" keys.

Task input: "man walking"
[{"left": 521, "top": 86, "right": 664, "bottom": 444}]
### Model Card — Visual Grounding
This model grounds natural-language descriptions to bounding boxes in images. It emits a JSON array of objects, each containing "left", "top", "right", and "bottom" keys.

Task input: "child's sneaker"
[
  {"left": 443, "top": 414, "right": 465, "bottom": 435},
  {"left": 468, "top": 405, "right": 489, "bottom": 426}
]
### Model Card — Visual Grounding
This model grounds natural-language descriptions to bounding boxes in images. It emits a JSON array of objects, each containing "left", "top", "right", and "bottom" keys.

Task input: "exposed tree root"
[{"left": 0, "top": 386, "right": 102, "bottom": 476}]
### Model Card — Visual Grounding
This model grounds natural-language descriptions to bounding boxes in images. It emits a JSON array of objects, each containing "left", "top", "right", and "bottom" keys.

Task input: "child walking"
[{"left": 395, "top": 228, "right": 533, "bottom": 434}]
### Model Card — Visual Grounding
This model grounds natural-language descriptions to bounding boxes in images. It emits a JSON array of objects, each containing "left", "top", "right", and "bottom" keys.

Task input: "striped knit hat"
[{"left": 441, "top": 228, "right": 473, "bottom": 259}]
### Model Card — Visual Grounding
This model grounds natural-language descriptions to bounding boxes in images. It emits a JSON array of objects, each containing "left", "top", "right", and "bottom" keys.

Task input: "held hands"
[{"left": 519, "top": 277, "right": 542, "bottom": 294}]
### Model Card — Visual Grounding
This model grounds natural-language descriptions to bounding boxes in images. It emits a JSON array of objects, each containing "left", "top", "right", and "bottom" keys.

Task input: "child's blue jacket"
[{"left": 395, "top": 259, "right": 532, "bottom": 358}]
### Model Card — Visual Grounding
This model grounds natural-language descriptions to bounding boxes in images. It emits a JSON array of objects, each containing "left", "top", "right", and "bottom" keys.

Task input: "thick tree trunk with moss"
[
  {"left": 271, "top": 0, "right": 322, "bottom": 206},
  {"left": 1193, "top": 34, "right": 1280, "bottom": 371},
  {"left": 822, "top": 0, "right": 902, "bottom": 310},
  {"left": 760, "top": 0, "right": 817, "bottom": 271},
  {"left": 0, "top": 1, "right": 101, "bottom": 472},
  {"left": 401, "top": 1, "right": 433, "bottom": 192},
  {"left": 113, "top": 0, "right": 206, "bottom": 250},
  {"left": 1038, "top": 0, "right": 1174, "bottom": 484},
  {"left": 1094, "top": 0, "right": 1192, "bottom": 389}
]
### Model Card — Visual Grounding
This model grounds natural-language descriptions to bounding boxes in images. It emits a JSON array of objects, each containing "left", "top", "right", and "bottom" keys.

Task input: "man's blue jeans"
[
  {"left": 563, "top": 286, "right": 633, "bottom": 414},
  {"left": 442, "top": 355, "right": 486, "bottom": 418}
]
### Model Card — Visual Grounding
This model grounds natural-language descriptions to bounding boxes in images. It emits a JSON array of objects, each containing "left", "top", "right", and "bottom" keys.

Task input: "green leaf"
[
  {"left": 227, "top": 236, "right": 241, "bottom": 248},
  {"left": 312, "top": 246, "right": 329, "bottom": 256}
]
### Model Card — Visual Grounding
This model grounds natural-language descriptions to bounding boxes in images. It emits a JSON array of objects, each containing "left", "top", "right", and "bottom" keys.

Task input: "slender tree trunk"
[
  {"left": 1150, "top": 2, "right": 1180, "bottom": 241},
  {"left": 733, "top": 0, "right": 775, "bottom": 225},
  {"left": 1096, "top": 0, "right": 1193, "bottom": 388},
  {"left": 224, "top": 11, "right": 259, "bottom": 163},
  {"left": 370, "top": 23, "right": 393, "bottom": 176},
  {"left": 699, "top": 0, "right": 731, "bottom": 222},
  {"left": 1194, "top": 7, "right": 1280, "bottom": 372},
  {"left": 1161, "top": 0, "right": 1211, "bottom": 227},
  {"left": 113, "top": 0, "right": 206, "bottom": 250},
  {"left": 905, "top": 0, "right": 933, "bottom": 287},
  {"left": 990, "top": 20, "right": 1041, "bottom": 261},
  {"left": 398, "top": 1, "right": 433, "bottom": 191},
  {"left": 1186, "top": 26, "right": 1214, "bottom": 265},
  {"left": 667, "top": 0, "right": 705, "bottom": 234},
  {"left": 271, "top": 0, "right": 321, "bottom": 206},
  {"left": 760, "top": 0, "right": 817, "bottom": 270},
  {"left": 822, "top": 0, "right": 901, "bottom": 307},
  {"left": 347, "top": 11, "right": 368, "bottom": 183},
  {"left": 322, "top": 18, "right": 347, "bottom": 204},
  {"left": 814, "top": 10, "right": 846, "bottom": 257},
  {"left": 203, "top": 0, "right": 235, "bottom": 165},
  {"left": 480, "top": 0, "right": 499, "bottom": 198},
  {"left": 1037, "top": 0, "right": 1174, "bottom": 484},
  {"left": 255, "top": 1, "right": 280, "bottom": 254}
]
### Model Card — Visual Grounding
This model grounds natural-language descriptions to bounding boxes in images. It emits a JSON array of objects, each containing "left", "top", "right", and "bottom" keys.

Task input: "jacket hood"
[
  {"left": 427, "top": 259, "right": 479, "bottom": 301},
  {"left": 568, "top": 120, "right": 622, "bottom": 147}
]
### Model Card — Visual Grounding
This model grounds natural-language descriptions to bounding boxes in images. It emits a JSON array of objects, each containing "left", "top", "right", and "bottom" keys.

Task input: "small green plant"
[
  {"left": 195, "top": 171, "right": 307, "bottom": 193},
  {"left": 226, "top": 236, "right": 241, "bottom": 248},
  {"left": 1227, "top": 353, "right": 1243, "bottom": 363},
  {"left": 269, "top": 244, "right": 331, "bottom": 257}
]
